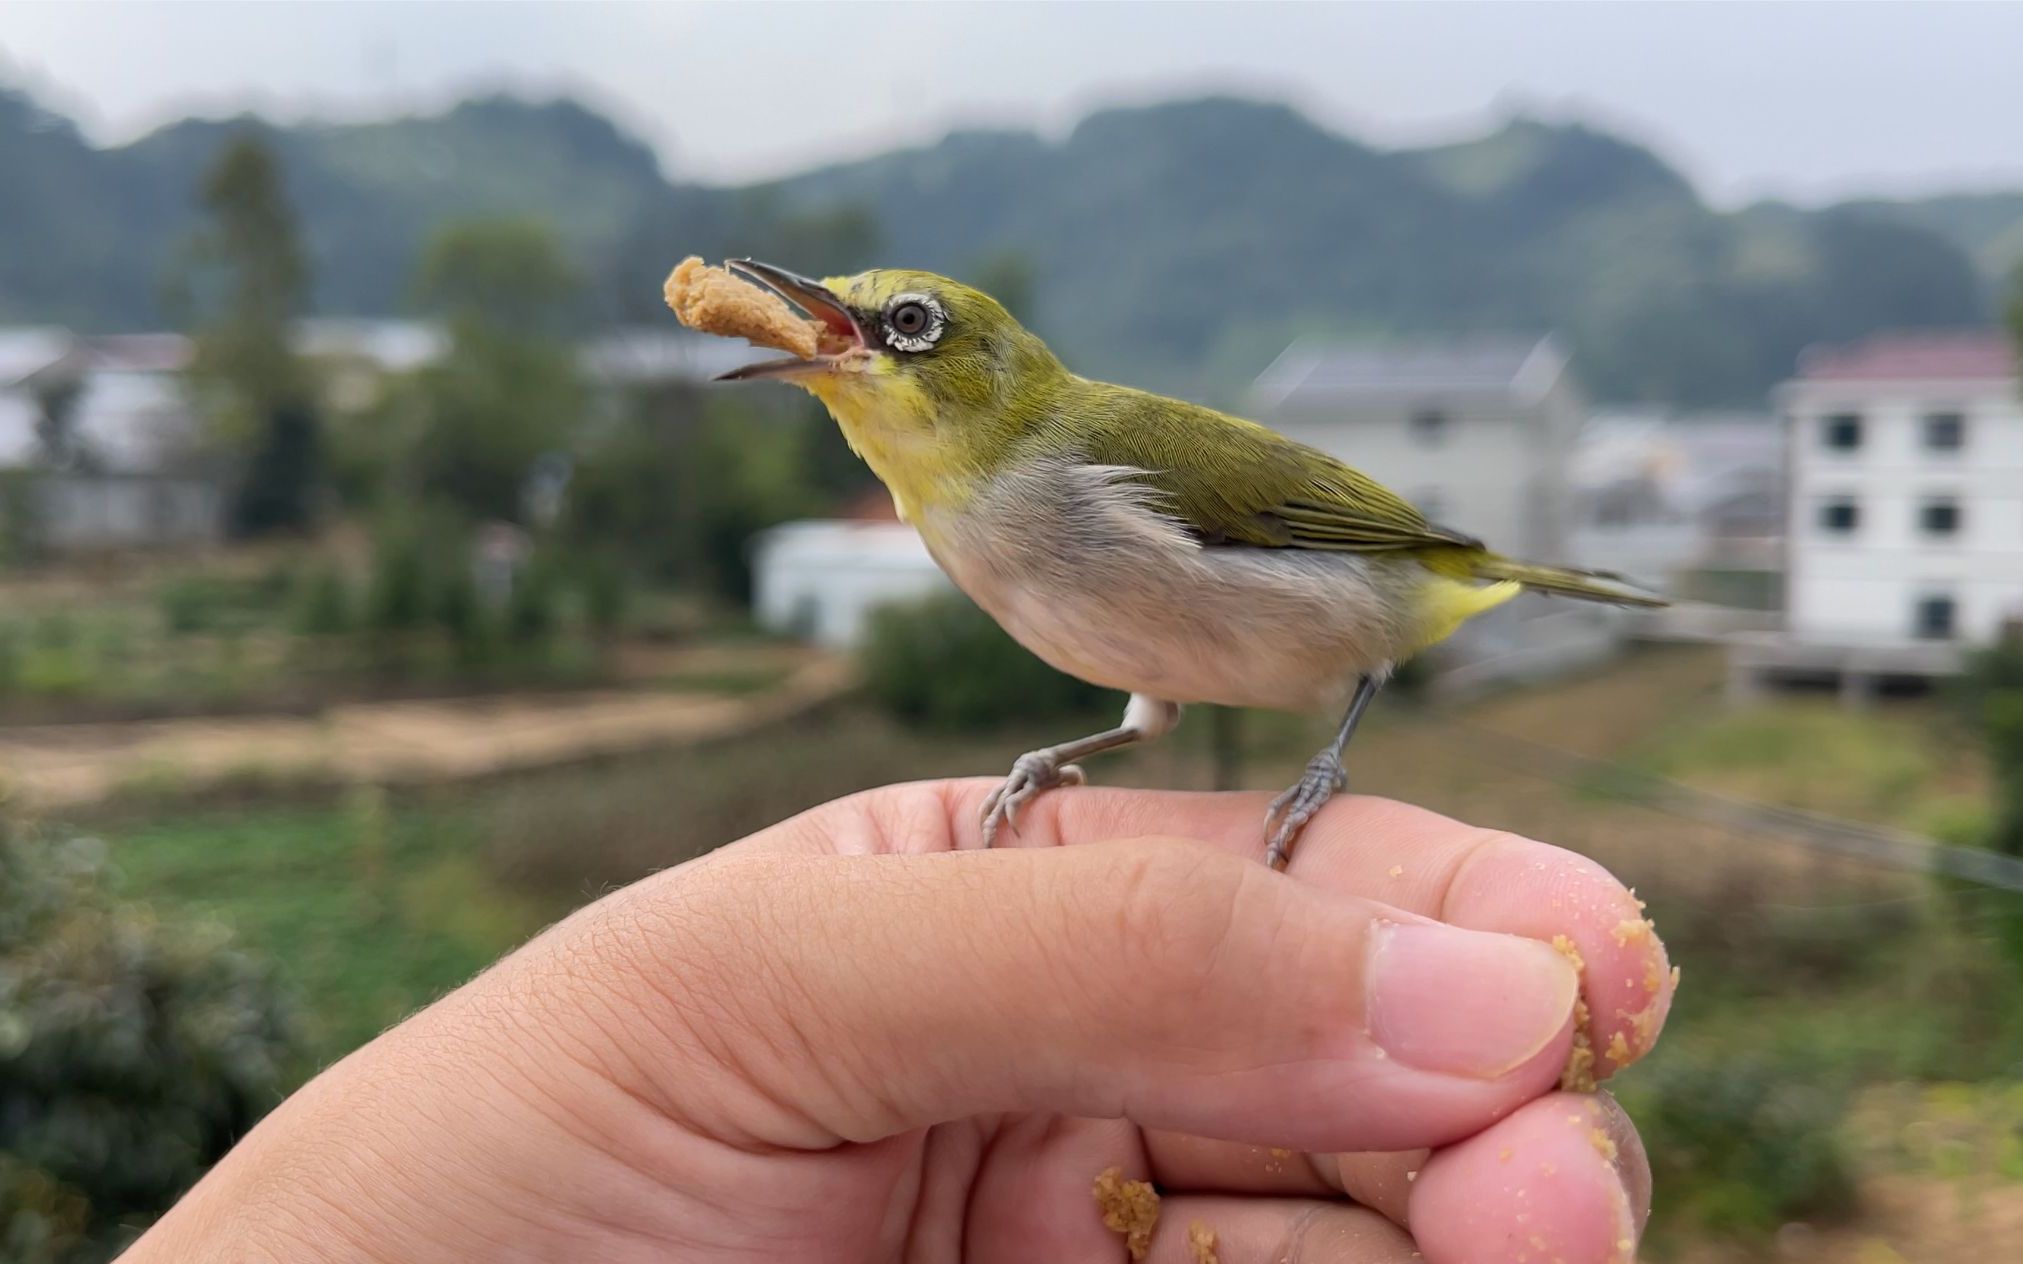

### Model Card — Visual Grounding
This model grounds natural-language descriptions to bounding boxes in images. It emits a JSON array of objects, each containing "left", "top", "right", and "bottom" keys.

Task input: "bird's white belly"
[{"left": 918, "top": 460, "right": 1425, "bottom": 712}]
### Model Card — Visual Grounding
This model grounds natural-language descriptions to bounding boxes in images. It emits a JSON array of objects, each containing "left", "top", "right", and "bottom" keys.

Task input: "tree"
[
  {"left": 395, "top": 218, "right": 588, "bottom": 522},
  {"left": 414, "top": 217, "right": 583, "bottom": 340},
  {"left": 566, "top": 390, "right": 823, "bottom": 601},
  {"left": 182, "top": 133, "right": 322, "bottom": 535}
]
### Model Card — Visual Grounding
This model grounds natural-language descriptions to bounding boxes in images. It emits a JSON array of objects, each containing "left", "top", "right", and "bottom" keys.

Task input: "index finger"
[{"left": 764, "top": 781, "right": 1675, "bottom": 1078}]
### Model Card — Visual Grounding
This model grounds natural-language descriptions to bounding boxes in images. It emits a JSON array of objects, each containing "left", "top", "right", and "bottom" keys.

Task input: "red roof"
[{"left": 1798, "top": 331, "right": 2015, "bottom": 383}]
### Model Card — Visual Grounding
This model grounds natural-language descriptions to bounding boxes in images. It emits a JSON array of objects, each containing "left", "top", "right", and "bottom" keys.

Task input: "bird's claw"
[
  {"left": 980, "top": 751, "right": 1085, "bottom": 845},
  {"left": 1263, "top": 753, "right": 1347, "bottom": 870}
]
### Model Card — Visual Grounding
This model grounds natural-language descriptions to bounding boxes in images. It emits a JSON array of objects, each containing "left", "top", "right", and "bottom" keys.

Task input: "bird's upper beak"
[{"left": 714, "top": 259, "right": 869, "bottom": 382}]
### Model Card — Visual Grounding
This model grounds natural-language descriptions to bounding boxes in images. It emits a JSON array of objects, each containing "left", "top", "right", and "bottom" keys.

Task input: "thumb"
[{"left": 576, "top": 839, "right": 1579, "bottom": 1155}]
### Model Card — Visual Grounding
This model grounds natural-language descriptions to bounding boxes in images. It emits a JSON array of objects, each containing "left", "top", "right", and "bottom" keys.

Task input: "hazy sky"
[{"left": 5, "top": 2, "right": 2021, "bottom": 206}]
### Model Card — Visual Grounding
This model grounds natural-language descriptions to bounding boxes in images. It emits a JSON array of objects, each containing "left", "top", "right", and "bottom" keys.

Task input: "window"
[
  {"left": 1822, "top": 413, "right": 1863, "bottom": 451},
  {"left": 1410, "top": 408, "right": 1448, "bottom": 448},
  {"left": 1922, "top": 411, "right": 1966, "bottom": 451},
  {"left": 1920, "top": 497, "right": 1962, "bottom": 537},
  {"left": 1914, "top": 595, "right": 1957, "bottom": 641},
  {"left": 1817, "top": 497, "right": 1860, "bottom": 534}
]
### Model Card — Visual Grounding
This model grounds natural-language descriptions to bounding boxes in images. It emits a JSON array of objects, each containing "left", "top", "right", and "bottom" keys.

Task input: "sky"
[{"left": 4, "top": 1, "right": 2022, "bottom": 207}]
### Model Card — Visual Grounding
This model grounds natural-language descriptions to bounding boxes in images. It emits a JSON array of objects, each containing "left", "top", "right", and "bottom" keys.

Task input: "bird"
[{"left": 716, "top": 259, "right": 1664, "bottom": 869}]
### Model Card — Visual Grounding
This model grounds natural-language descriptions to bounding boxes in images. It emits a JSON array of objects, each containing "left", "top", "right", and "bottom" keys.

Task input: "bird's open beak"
[{"left": 714, "top": 259, "right": 869, "bottom": 382}]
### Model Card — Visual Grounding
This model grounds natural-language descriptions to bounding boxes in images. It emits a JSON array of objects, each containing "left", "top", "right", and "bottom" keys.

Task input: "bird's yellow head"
[{"left": 717, "top": 260, "right": 1065, "bottom": 518}]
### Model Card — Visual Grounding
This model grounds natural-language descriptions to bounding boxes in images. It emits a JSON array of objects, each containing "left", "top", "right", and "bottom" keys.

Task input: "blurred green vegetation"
[
  {"left": 860, "top": 591, "right": 1114, "bottom": 729},
  {"left": 106, "top": 794, "right": 553, "bottom": 1065},
  {"left": 176, "top": 133, "right": 323, "bottom": 537},
  {"left": 1964, "top": 631, "right": 2023, "bottom": 858},
  {"left": 1625, "top": 1054, "right": 1860, "bottom": 1238},
  {"left": 1637, "top": 699, "right": 1989, "bottom": 838},
  {"left": 0, "top": 821, "right": 298, "bottom": 1263}
]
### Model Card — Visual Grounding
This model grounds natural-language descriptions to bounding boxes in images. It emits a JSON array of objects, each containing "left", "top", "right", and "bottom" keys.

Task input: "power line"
[{"left": 1419, "top": 710, "right": 2023, "bottom": 896}]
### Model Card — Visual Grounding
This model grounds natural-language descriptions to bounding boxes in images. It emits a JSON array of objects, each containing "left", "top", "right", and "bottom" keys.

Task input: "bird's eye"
[
  {"left": 891, "top": 302, "right": 928, "bottom": 336},
  {"left": 881, "top": 293, "right": 945, "bottom": 352}
]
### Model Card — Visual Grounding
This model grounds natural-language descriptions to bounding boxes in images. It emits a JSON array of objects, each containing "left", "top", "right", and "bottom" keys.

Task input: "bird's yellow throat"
[{"left": 802, "top": 365, "right": 973, "bottom": 523}]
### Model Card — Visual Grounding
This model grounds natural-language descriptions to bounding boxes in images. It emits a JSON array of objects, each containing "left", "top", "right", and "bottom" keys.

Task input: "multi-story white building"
[{"left": 1732, "top": 331, "right": 2023, "bottom": 700}]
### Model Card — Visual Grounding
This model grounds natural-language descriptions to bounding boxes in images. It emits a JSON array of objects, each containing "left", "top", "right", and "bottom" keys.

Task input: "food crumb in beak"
[{"left": 664, "top": 256, "right": 821, "bottom": 358}]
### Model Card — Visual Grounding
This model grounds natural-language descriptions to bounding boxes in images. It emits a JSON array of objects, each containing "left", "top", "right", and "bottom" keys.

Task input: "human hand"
[{"left": 127, "top": 782, "right": 1674, "bottom": 1263}]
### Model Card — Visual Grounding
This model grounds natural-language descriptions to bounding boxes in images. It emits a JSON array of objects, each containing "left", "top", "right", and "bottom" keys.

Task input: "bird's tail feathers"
[{"left": 1471, "top": 556, "right": 1668, "bottom": 608}]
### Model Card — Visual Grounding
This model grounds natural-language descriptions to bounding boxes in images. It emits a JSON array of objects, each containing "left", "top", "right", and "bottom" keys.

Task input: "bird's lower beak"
[{"left": 715, "top": 259, "right": 868, "bottom": 382}]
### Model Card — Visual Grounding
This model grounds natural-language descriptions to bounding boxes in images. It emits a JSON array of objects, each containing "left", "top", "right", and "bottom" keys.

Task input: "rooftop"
[
  {"left": 1249, "top": 334, "right": 1567, "bottom": 413},
  {"left": 0, "top": 327, "right": 75, "bottom": 387},
  {"left": 1796, "top": 330, "right": 2016, "bottom": 383}
]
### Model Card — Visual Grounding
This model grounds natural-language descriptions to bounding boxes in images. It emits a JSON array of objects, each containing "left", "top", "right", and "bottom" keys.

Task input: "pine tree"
[{"left": 184, "top": 133, "right": 322, "bottom": 535}]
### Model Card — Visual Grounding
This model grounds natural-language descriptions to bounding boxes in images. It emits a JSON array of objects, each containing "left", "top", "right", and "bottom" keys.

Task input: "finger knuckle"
[{"left": 1093, "top": 842, "right": 1249, "bottom": 992}]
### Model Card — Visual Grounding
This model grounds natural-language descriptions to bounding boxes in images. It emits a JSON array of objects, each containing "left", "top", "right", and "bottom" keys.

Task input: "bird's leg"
[
  {"left": 1264, "top": 674, "right": 1382, "bottom": 870},
  {"left": 980, "top": 694, "right": 1181, "bottom": 845}
]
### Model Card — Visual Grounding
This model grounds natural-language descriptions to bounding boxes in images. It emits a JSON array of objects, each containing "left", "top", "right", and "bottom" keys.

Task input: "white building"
[
  {"left": 751, "top": 502, "right": 951, "bottom": 648},
  {"left": 1731, "top": 331, "right": 2023, "bottom": 700},
  {"left": 0, "top": 331, "right": 223, "bottom": 553}
]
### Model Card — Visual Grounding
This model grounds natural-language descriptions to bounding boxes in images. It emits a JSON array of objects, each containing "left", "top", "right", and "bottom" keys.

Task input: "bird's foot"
[
  {"left": 1263, "top": 753, "right": 1347, "bottom": 870},
  {"left": 979, "top": 750, "right": 1087, "bottom": 846}
]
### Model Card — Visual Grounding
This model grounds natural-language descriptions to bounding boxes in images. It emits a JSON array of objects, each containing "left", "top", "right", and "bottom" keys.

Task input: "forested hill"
[{"left": 4, "top": 84, "right": 2013, "bottom": 405}]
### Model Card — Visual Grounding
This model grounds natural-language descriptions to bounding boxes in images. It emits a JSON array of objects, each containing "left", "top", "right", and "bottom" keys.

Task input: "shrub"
[
  {"left": 17, "top": 645, "right": 92, "bottom": 697},
  {"left": 860, "top": 591, "right": 1112, "bottom": 729},
  {"left": 289, "top": 562, "right": 353, "bottom": 636},
  {"left": 0, "top": 623, "right": 20, "bottom": 694},
  {"left": 0, "top": 823, "right": 298, "bottom": 1260},
  {"left": 579, "top": 552, "right": 629, "bottom": 639},
  {"left": 504, "top": 555, "right": 561, "bottom": 647},
  {"left": 154, "top": 573, "right": 280, "bottom": 636},
  {"left": 432, "top": 548, "right": 496, "bottom": 669},
  {"left": 1623, "top": 1052, "right": 1859, "bottom": 1241},
  {"left": 364, "top": 518, "right": 433, "bottom": 636},
  {"left": 1961, "top": 635, "right": 2023, "bottom": 857}
]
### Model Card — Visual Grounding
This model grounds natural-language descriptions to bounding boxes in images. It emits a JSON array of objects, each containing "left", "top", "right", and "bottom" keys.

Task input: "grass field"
[{"left": 106, "top": 793, "right": 561, "bottom": 1065}]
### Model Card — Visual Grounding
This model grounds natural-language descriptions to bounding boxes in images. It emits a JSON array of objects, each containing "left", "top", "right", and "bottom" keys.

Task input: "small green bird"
[{"left": 719, "top": 260, "right": 1663, "bottom": 868}]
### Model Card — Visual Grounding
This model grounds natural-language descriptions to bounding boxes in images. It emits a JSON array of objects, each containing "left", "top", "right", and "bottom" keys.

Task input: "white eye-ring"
[{"left": 882, "top": 293, "right": 946, "bottom": 352}]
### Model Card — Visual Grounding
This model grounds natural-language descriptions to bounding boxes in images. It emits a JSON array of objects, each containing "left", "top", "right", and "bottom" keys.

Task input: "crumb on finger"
[{"left": 1093, "top": 1167, "right": 1160, "bottom": 1260}]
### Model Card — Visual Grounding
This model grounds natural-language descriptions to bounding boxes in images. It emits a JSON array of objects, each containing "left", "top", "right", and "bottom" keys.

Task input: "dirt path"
[{"left": 0, "top": 649, "right": 852, "bottom": 809}]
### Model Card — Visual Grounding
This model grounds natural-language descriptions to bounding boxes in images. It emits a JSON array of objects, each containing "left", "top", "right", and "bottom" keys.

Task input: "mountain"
[
  {"left": 728, "top": 104, "right": 1993, "bottom": 402},
  {"left": 1, "top": 84, "right": 2011, "bottom": 405},
  {"left": 1833, "top": 191, "right": 2023, "bottom": 294},
  {"left": 0, "top": 89, "right": 677, "bottom": 329}
]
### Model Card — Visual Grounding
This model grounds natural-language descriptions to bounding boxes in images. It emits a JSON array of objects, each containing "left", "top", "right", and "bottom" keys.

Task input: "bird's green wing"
[{"left": 1069, "top": 389, "right": 1480, "bottom": 553}]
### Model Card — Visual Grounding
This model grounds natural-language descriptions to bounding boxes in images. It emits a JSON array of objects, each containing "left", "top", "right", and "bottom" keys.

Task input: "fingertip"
[
  {"left": 1440, "top": 836, "right": 1678, "bottom": 1079},
  {"left": 1411, "top": 1093, "right": 1644, "bottom": 1264}
]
